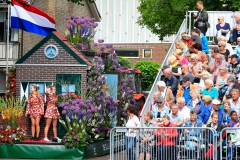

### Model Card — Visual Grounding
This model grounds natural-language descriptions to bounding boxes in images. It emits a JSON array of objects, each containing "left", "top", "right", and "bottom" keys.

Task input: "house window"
[
  {"left": 56, "top": 74, "right": 81, "bottom": 95},
  {"left": 61, "top": 84, "right": 75, "bottom": 94},
  {"left": 143, "top": 49, "right": 152, "bottom": 58},
  {"left": 115, "top": 50, "right": 139, "bottom": 57}
]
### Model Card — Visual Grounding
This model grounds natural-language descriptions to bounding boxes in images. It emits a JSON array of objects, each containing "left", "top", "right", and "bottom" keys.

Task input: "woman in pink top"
[{"left": 174, "top": 49, "right": 189, "bottom": 65}]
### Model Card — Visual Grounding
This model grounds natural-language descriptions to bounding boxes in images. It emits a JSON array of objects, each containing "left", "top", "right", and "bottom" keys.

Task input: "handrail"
[{"left": 140, "top": 18, "right": 187, "bottom": 125}]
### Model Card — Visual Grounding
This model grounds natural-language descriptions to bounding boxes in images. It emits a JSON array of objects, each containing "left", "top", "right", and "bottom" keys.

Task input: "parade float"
[{"left": 0, "top": 15, "right": 145, "bottom": 159}]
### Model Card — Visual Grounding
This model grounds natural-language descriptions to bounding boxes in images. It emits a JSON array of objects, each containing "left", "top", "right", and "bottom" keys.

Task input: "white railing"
[
  {"left": 139, "top": 19, "right": 187, "bottom": 125},
  {"left": 186, "top": 11, "right": 240, "bottom": 41},
  {"left": 0, "top": 42, "right": 19, "bottom": 60}
]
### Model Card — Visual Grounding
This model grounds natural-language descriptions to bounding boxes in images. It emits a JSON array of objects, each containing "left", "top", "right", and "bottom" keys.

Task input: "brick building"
[{"left": 15, "top": 31, "right": 92, "bottom": 139}]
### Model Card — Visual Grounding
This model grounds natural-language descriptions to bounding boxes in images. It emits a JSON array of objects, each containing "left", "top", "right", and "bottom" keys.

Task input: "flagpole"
[{"left": 5, "top": 2, "right": 10, "bottom": 96}]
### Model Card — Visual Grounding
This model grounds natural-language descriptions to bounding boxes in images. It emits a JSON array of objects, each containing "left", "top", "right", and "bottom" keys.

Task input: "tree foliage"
[
  {"left": 137, "top": 0, "right": 240, "bottom": 40},
  {"left": 133, "top": 61, "right": 161, "bottom": 91}
]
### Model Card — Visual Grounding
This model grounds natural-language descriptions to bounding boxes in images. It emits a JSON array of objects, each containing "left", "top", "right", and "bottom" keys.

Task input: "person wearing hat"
[
  {"left": 168, "top": 55, "right": 182, "bottom": 79},
  {"left": 156, "top": 81, "right": 174, "bottom": 106},
  {"left": 176, "top": 75, "right": 198, "bottom": 102},
  {"left": 198, "top": 99, "right": 223, "bottom": 125},
  {"left": 227, "top": 54, "right": 240, "bottom": 77},
  {"left": 202, "top": 79, "right": 219, "bottom": 99},
  {"left": 152, "top": 94, "right": 169, "bottom": 123}
]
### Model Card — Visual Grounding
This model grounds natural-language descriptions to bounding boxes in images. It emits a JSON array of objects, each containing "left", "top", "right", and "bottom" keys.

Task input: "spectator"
[
  {"left": 176, "top": 76, "right": 198, "bottom": 102},
  {"left": 192, "top": 43, "right": 208, "bottom": 64},
  {"left": 180, "top": 64, "right": 195, "bottom": 83},
  {"left": 177, "top": 97, "right": 191, "bottom": 121},
  {"left": 174, "top": 49, "right": 189, "bottom": 65},
  {"left": 125, "top": 106, "right": 140, "bottom": 160},
  {"left": 188, "top": 41, "right": 196, "bottom": 54},
  {"left": 150, "top": 91, "right": 159, "bottom": 111},
  {"left": 235, "top": 37, "right": 240, "bottom": 58},
  {"left": 168, "top": 55, "right": 182, "bottom": 79},
  {"left": 152, "top": 94, "right": 169, "bottom": 123},
  {"left": 199, "top": 64, "right": 213, "bottom": 79},
  {"left": 181, "top": 32, "right": 193, "bottom": 45},
  {"left": 189, "top": 54, "right": 202, "bottom": 82},
  {"left": 215, "top": 66, "right": 229, "bottom": 98},
  {"left": 218, "top": 41, "right": 230, "bottom": 62},
  {"left": 198, "top": 99, "right": 223, "bottom": 125},
  {"left": 169, "top": 104, "right": 184, "bottom": 127},
  {"left": 224, "top": 76, "right": 240, "bottom": 100},
  {"left": 139, "top": 111, "right": 157, "bottom": 160},
  {"left": 206, "top": 112, "right": 225, "bottom": 160},
  {"left": 232, "top": 14, "right": 240, "bottom": 45},
  {"left": 162, "top": 67, "right": 178, "bottom": 96},
  {"left": 202, "top": 79, "right": 219, "bottom": 99},
  {"left": 186, "top": 89, "right": 205, "bottom": 115},
  {"left": 227, "top": 111, "right": 239, "bottom": 127},
  {"left": 229, "top": 89, "right": 240, "bottom": 116},
  {"left": 222, "top": 100, "right": 234, "bottom": 125},
  {"left": 175, "top": 40, "right": 190, "bottom": 54},
  {"left": 209, "top": 47, "right": 225, "bottom": 62},
  {"left": 209, "top": 53, "right": 228, "bottom": 79},
  {"left": 202, "top": 95, "right": 213, "bottom": 108},
  {"left": 199, "top": 73, "right": 211, "bottom": 92},
  {"left": 191, "top": 28, "right": 209, "bottom": 53},
  {"left": 154, "top": 115, "right": 178, "bottom": 160},
  {"left": 216, "top": 15, "right": 231, "bottom": 41},
  {"left": 227, "top": 54, "right": 240, "bottom": 77},
  {"left": 217, "top": 36, "right": 234, "bottom": 55},
  {"left": 193, "top": 1, "right": 210, "bottom": 35},
  {"left": 191, "top": 34, "right": 202, "bottom": 45},
  {"left": 156, "top": 81, "right": 174, "bottom": 106},
  {"left": 184, "top": 110, "right": 202, "bottom": 159}
]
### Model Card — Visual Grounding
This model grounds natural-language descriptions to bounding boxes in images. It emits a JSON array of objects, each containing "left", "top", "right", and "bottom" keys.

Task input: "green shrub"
[
  {"left": 117, "top": 56, "right": 132, "bottom": 67},
  {"left": 133, "top": 61, "right": 161, "bottom": 91}
]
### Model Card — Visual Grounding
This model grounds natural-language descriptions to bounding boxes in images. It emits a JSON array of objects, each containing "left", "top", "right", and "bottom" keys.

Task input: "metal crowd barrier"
[
  {"left": 110, "top": 127, "right": 218, "bottom": 160},
  {"left": 220, "top": 127, "right": 240, "bottom": 160}
]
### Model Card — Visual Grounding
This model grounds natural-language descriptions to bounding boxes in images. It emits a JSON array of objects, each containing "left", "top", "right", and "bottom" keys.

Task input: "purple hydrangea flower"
[
  {"left": 92, "top": 81, "right": 96, "bottom": 85},
  {"left": 98, "top": 39, "right": 104, "bottom": 43},
  {"left": 62, "top": 110, "right": 67, "bottom": 115},
  {"left": 97, "top": 51, "right": 102, "bottom": 55},
  {"left": 70, "top": 106, "right": 76, "bottom": 111},
  {"left": 94, "top": 42, "right": 98, "bottom": 47},
  {"left": 97, "top": 77, "right": 102, "bottom": 83},
  {"left": 82, "top": 110, "right": 87, "bottom": 115},
  {"left": 59, "top": 103, "right": 65, "bottom": 107},
  {"left": 72, "top": 131, "right": 75, "bottom": 135},
  {"left": 64, "top": 106, "right": 69, "bottom": 110},
  {"left": 73, "top": 136, "right": 78, "bottom": 140}
]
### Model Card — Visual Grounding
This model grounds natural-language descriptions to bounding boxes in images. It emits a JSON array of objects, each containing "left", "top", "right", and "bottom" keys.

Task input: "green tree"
[
  {"left": 137, "top": 0, "right": 240, "bottom": 40},
  {"left": 133, "top": 61, "right": 161, "bottom": 91}
]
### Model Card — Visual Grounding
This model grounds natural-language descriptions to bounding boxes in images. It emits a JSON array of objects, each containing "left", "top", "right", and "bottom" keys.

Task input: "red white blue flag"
[{"left": 11, "top": 0, "right": 56, "bottom": 36}]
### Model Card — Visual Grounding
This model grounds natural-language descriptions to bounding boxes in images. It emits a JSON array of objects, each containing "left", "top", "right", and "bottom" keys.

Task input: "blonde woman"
[
  {"left": 25, "top": 84, "right": 44, "bottom": 141},
  {"left": 168, "top": 55, "right": 181, "bottom": 78},
  {"left": 217, "top": 35, "right": 234, "bottom": 55},
  {"left": 175, "top": 40, "right": 190, "bottom": 54},
  {"left": 216, "top": 16, "right": 231, "bottom": 41},
  {"left": 218, "top": 41, "right": 230, "bottom": 62},
  {"left": 189, "top": 54, "right": 202, "bottom": 78},
  {"left": 174, "top": 49, "right": 189, "bottom": 65}
]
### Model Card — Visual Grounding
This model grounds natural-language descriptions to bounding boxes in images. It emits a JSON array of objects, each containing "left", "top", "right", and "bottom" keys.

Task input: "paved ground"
[{"left": 87, "top": 154, "right": 110, "bottom": 160}]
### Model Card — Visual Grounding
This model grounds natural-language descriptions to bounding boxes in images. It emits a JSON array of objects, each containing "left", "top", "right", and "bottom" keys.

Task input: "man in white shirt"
[
  {"left": 229, "top": 89, "right": 240, "bottom": 116},
  {"left": 177, "top": 97, "right": 190, "bottom": 121}
]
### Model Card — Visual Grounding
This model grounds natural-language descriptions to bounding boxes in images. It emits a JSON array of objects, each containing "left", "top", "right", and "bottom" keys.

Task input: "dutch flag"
[{"left": 11, "top": 0, "right": 56, "bottom": 36}]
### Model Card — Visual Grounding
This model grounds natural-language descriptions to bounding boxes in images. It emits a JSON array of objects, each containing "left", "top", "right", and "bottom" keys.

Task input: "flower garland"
[{"left": 5, "top": 67, "right": 16, "bottom": 97}]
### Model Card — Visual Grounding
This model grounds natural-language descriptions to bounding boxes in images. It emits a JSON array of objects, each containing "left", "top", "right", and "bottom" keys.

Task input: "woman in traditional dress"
[
  {"left": 25, "top": 84, "right": 44, "bottom": 141},
  {"left": 44, "top": 85, "right": 60, "bottom": 142}
]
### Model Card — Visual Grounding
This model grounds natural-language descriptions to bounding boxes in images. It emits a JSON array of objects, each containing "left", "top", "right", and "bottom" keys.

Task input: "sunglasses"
[
  {"left": 218, "top": 19, "right": 221, "bottom": 20},
  {"left": 218, "top": 45, "right": 223, "bottom": 47},
  {"left": 238, "top": 41, "right": 240, "bottom": 42},
  {"left": 157, "top": 102, "right": 162, "bottom": 104}
]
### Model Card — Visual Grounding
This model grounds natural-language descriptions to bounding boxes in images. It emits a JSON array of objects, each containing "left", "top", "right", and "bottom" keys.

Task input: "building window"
[
  {"left": 56, "top": 74, "right": 81, "bottom": 95},
  {"left": 0, "top": 12, "right": 18, "bottom": 42},
  {"left": 143, "top": 49, "right": 152, "bottom": 58},
  {"left": 115, "top": 50, "right": 139, "bottom": 57}
]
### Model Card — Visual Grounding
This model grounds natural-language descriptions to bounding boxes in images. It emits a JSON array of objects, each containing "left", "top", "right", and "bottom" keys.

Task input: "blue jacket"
[
  {"left": 186, "top": 98, "right": 205, "bottom": 115},
  {"left": 201, "top": 34, "right": 209, "bottom": 54},
  {"left": 235, "top": 45, "right": 240, "bottom": 57},
  {"left": 152, "top": 104, "right": 169, "bottom": 119},
  {"left": 198, "top": 105, "right": 223, "bottom": 124}
]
